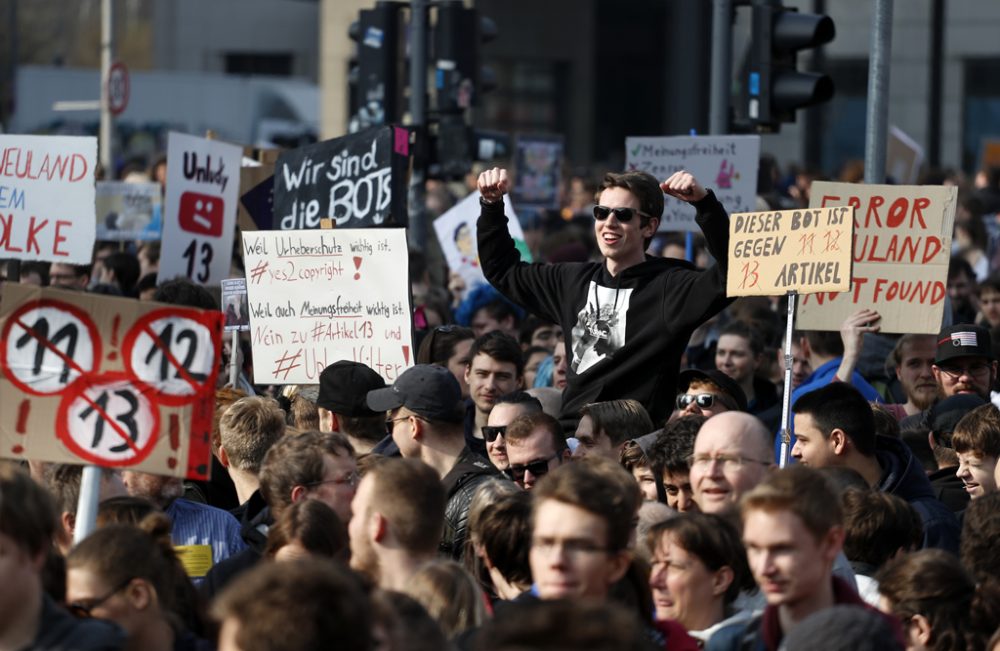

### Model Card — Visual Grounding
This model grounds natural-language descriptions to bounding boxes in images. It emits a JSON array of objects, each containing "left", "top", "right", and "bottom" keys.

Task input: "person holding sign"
[{"left": 477, "top": 168, "right": 731, "bottom": 426}]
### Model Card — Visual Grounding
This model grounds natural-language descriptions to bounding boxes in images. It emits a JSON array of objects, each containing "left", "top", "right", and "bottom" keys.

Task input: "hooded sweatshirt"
[{"left": 477, "top": 192, "right": 731, "bottom": 425}]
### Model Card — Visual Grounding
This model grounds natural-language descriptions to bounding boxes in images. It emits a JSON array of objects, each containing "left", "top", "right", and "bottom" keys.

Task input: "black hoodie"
[{"left": 478, "top": 192, "right": 731, "bottom": 425}]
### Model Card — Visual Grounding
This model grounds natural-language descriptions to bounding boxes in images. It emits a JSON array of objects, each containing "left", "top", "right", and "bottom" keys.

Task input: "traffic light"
[
  {"left": 432, "top": 1, "right": 497, "bottom": 113},
  {"left": 348, "top": 1, "right": 406, "bottom": 130},
  {"left": 747, "top": 0, "right": 835, "bottom": 132}
]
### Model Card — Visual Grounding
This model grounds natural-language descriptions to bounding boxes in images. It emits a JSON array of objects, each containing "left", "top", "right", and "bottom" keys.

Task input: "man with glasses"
[
  {"left": 368, "top": 364, "right": 502, "bottom": 559},
  {"left": 484, "top": 391, "right": 544, "bottom": 472},
  {"left": 675, "top": 369, "right": 747, "bottom": 419},
  {"left": 792, "top": 382, "right": 960, "bottom": 552},
  {"left": 931, "top": 324, "right": 997, "bottom": 402},
  {"left": 476, "top": 167, "right": 731, "bottom": 428},
  {"left": 504, "top": 412, "right": 571, "bottom": 490},
  {"left": 689, "top": 411, "right": 774, "bottom": 515}
]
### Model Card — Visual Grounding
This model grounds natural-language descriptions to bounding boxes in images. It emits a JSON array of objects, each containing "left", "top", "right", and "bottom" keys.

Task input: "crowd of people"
[{"left": 3, "top": 156, "right": 1000, "bottom": 650}]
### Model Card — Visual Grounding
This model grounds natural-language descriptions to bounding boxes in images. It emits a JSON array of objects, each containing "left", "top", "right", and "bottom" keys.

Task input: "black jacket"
[
  {"left": 927, "top": 465, "right": 970, "bottom": 514},
  {"left": 478, "top": 191, "right": 731, "bottom": 425},
  {"left": 440, "top": 448, "right": 505, "bottom": 560}
]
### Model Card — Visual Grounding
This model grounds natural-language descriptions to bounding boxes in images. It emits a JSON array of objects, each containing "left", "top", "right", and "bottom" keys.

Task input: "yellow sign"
[{"left": 727, "top": 206, "right": 854, "bottom": 297}]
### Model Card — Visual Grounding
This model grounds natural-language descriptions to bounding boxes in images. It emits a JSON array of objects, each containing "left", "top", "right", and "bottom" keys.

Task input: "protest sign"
[
  {"left": 96, "top": 181, "right": 162, "bottom": 241},
  {"left": 274, "top": 126, "right": 410, "bottom": 230},
  {"left": 0, "top": 134, "right": 97, "bottom": 263},
  {"left": 512, "top": 135, "right": 563, "bottom": 210},
  {"left": 0, "top": 284, "right": 222, "bottom": 479},
  {"left": 221, "top": 278, "right": 250, "bottom": 332},
  {"left": 159, "top": 132, "right": 242, "bottom": 286},
  {"left": 242, "top": 228, "right": 413, "bottom": 384},
  {"left": 796, "top": 182, "right": 957, "bottom": 334},
  {"left": 727, "top": 206, "right": 854, "bottom": 297},
  {"left": 625, "top": 135, "right": 760, "bottom": 231},
  {"left": 887, "top": 126, "right": 924, "bottom": 185},
  {"left": 433, "top": 191, "right": 531, "bottom": 300}
]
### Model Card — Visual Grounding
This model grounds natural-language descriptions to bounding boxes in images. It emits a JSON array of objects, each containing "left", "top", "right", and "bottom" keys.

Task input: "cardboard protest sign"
[
  {"left": 0, "top": 134, "right": 97, "bottom": 263},
  {"left": 274, "top": 126, "right": 410, "bottom": 230},
  {"left": 221, "top": 278, "right": 250, "bottom": 332},
  {"left": 887, "top": 126, "right": 924, "bottom": 185},
  {"left": 96, "top": 181, "right": 162, "bottom": 241},
  {"left": 625, "top": 135, "right": 760, "bottom": 231},
  {"left": 0, "top": 284, "right": 222, "bottom": 479},
  {"left": 796, "top": 182, "right": 957, "bottom": 334},
  {"left": 242, "top": 228, "right": 413, "bottom": 384},
  {"left": 727, "top": 206, "right": 854, "bottom": 297},
  {"left": 433, "top": 192, "right": 531, "bottom": 300},
  {"left": 159, "top": 132, "right": 242, "bottom": 286},
  {"left": 512, "top": 135, "right": 563, "bottom": 210}
]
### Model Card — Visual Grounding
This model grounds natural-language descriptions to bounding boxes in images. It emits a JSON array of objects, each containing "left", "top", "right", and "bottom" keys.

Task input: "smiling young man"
[
  {"left": 477, "top": 167, "right": 731, "bottom": 427},
  {"left": 951, "top": 403, "right": 1000, "bottom": 499},
  {"left": 463, "top": 331, "right": 525, "bottom": 458}
]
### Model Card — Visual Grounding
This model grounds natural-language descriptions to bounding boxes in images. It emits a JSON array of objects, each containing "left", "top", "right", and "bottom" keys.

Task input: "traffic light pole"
[
  {"left": 709, "top": 0, "right": 732, "bottom": 135},
  {"left": 408, "top": 0, "right": 428, "bottom": 253},
  {"left": 863, "top": 0, "right": 892, "bottom": 184}
]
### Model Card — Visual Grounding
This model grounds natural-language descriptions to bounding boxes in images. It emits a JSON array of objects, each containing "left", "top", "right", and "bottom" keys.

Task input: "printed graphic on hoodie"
[{"left": 571, "top": 281, "right": 633, "bottom": 374}]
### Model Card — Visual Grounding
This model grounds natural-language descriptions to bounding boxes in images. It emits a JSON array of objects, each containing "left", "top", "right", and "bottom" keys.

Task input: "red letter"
[
  {"left": 24, "top": 216, "right": 48, "bottom": 254},
  {"left": 865, "top": 195, "right": 884, "bottom": 228},
  {"left": 886, "top": 197, "right": 908, "bottom": 228},
  {"left": 911, "top": 197, "right": 930, "bottom": 229},
  {"left": 52, "top": 220, "right": 71, "bottom": 256}
]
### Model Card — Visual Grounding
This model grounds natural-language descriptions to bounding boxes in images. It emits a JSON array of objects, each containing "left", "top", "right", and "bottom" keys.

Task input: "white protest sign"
[
  {"left": 0, "top": 134, "right": 97, "bottom": 263},
  {"left": 433, "top": 192, "right": 530, "bottom": 299},
  {"left": 625, "top": 135, "right": 760, "bottom": 231},
  {"left": 96, "top": 181, "right": 162, "bottom": 241},
  {"left": 887, "top": 126, "right": 924, "bottom": 185},
  {"left": 159, "top": 132, "right": 242, "bottom": 286},
  {"left": 242, "top": 228, "right": 413, "bottom": 384}
]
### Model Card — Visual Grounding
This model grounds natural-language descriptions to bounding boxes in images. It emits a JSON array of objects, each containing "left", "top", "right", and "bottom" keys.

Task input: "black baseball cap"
[
  {"left": 935, "top": 324, "right": 994, "bottom": 364},
  {"left": 366, "top": 364, "right": 464, "bottom": 423},
  {"left": 317, "top": 361, "right": 386, "bottom": 417},
  {"left": 925, "top": 394, "right": 986, "bottom": 442},
  {"left": 676, "top": 368, "right": 749, "bottom": 412}
]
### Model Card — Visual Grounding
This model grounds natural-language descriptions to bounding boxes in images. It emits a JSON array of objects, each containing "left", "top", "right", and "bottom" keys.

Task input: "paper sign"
[
  {"left": 242, "top": 228, "right": 413, "bottom": 384},
  {"left": 796, "top": 182, "right": 957, "bottom": 334},
  {"left": 159, "top": 132, "right": 242, "bottom": 286},
  {"left": 512, "top": 135, "right": 563, "bottom": 210},
  {"left": 625, "top": 135, "right": 760, "bottom": 232},
  {"left": 433, "top": 192, "right": 530, "bottom": 300},
  {"left": 887, "top": 126, "right": 924, "bottom": 185},
  {"left": 0, "top": 134, "right": 97, "bottom": 263},
  {"left": 727, "top": 206, "right": 854, "bottom": 297},
  {"left": 221, "top": 278, "right": 250, "bottom": 332},
  {"left": 273, "top": 126, "right": 410, "bottom": 230},
  {"left": 0, "top": 284, "right": 222, "bottom": 479},
  {"left": 96, "top": 181, "right": 162, "bottom": 241}
]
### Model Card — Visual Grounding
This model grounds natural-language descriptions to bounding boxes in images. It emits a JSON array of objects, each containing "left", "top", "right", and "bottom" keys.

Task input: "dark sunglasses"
[
  {"left": 482, "top": 425, "right": 506, "bottom": 442},
  {"left": 504, "top": 455, "right": 558, "bottom": 483},
  {"left": 67, "top": 577, "right": 134, "bottom": 618},
  {"left": 593, "top": 205, "right": 650, "bottom": 223},
  {"left": 676, "top": 393, "right": 725, "bottom": 410}
]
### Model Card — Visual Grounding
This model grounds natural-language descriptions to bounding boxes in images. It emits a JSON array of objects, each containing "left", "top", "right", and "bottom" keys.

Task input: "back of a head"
[
  {"left": 532, "top": 457, "right": 641, "bottom": 553},
  {"left": 213, "top": 558, "right": 371, "bottom": 651},
  {"left": 369, "top": 458, "right": 446, "bottom": 557},
  {"left": 370, "top": 590, "right": 450, "bottom": 651},
  {"left": 417, "top": 325, "right": 475, "bottom": 366},
  {"left": 220, "top": 396, "right": 287, "bottom": 473},
  {"left": 153, "top": 277, "right": 218, "bottom": 310},
  {"left": 476, "top": 491, "right": 533, "bottom": 588},
  {"left": 793, "top": 383, "right": 876, "bottom": 457},
  {"left": 960, "top": 491, "right": 1000, "bottom": 585},
  {"left": 264, "top": 498, "right": 348, "bottom": 562},
  {"left": 96, "top": 495, "right": 159, "bottom": 527},
  {"left": 804, "top": 330, "right": 845, "bottom": 358},
  {"left": 741, "top": 465, "right": 843, "bottom": 541},
  {"left": 259, "top": 430, "right": 354, "bottom": 518},
  {"left": 782, "top": 605, "right": 903, "bottom": 651},
  {"left": 404, "top": 560, "right": 486, "bottom": 639},
  {"left": 0, "top": 463, "right": 58, "bottom": 559},
  {"left": 580, "top": 399, "right": 654, "bottom": 449},
  {"left": 841, "top": 488, "right": 923, "bottom": 571},
  {"left": 474, "top": 598, "right": 651, "bottom": 651}
]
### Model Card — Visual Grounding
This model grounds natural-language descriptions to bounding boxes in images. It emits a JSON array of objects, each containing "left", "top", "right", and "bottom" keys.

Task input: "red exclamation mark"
[
  {"left": 12, "top": 399, "right": 30, "bottom": 454},
  {"left": 353, "top": 256, "right": 362, "bottom": 280},
  {"left": 108, "top": 314, "right": 121, "bottom": 361},
  {"left": 166, "top": 414, "right": 180, "bottom": 469},
  {"left": 402, "top": 345, "right": 410, "bottom": 365}
]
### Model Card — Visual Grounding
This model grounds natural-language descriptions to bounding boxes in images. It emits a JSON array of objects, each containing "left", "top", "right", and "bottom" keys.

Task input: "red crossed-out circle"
[{"left": 0, "top": 299, "right": 101, "bottom": 396}]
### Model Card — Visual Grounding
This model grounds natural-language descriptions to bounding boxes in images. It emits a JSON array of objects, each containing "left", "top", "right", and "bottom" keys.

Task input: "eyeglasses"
[
  {"left": 482, "top": 425, "right": 506, "bottom": 442},
  {"left": 385, "top": 415, "right": 410, "bottom": 434},
  {"left": 593, "top": 205, "right": 651, "bottom": 223},
  {"left": 305, "top": 471, "right": 360, "bottom": 489},
  {"left": 687, "top": 453, "right": 772, "bottom": 472},
  {"left": 67, "top": 577, "right": 134, "bottom": 618},
  {"left": 531, "top": 536, "right": 610, "bottom": 557},
  {"left": 504, "top": 455, "right": 558, "bottom": 483},
  {"left": 935, "top": 362, "right": 992, "bottom": 379},
  {"left": 676, "top": 393, "right": 729, "bottom": 411}
]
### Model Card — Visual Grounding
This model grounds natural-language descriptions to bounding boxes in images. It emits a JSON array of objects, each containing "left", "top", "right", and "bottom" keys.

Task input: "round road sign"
[{"left": 108, "top": 62, "right": 130, "bottom": 116}]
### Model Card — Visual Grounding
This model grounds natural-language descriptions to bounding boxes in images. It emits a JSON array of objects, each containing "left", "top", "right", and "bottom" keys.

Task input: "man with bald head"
[{"left": 689, "top": 412, "right": 774, "bottom": 514}]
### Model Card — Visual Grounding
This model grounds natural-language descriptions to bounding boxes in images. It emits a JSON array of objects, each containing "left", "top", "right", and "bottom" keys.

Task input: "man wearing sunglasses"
[
  {"left": 484, "top": 391, "right": 545, "bottom": 472},
  {"left": 504, "top": 412, "right": 571, "bottom": 490},
  {"left": 675, "top": 369, "right": 748, "bottom": 418},
  {"left": 477, "top": 167, "right": 731, "bottom": 428}
]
